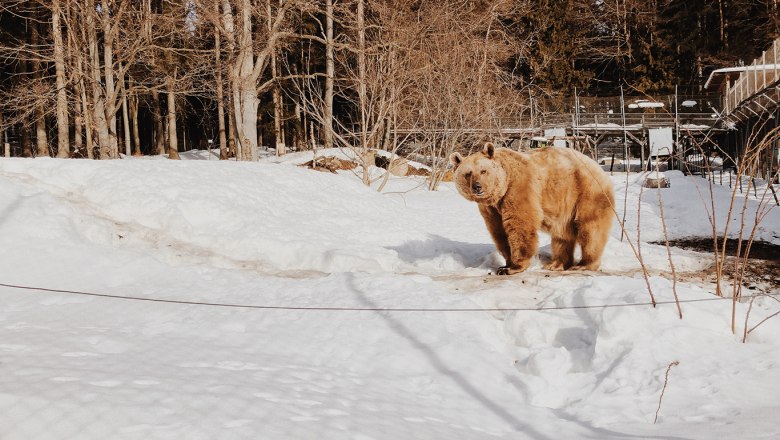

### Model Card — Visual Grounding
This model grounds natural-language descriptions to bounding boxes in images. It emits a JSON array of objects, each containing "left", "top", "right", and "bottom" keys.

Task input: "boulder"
[
  {"left": 643, "top": 176, "right": 670, "bottom": 188},
  {"left": 300, "top": 156, "right": 358, "bottom": 173},
  {"left": 359, "top": 149, "right": 377, "bottom": 168},
  {"left": 389, "top": 157, "right": 409, "bottom": 176}
]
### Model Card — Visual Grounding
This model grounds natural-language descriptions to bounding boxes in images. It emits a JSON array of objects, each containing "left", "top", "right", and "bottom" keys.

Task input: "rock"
[
  {"left": 389, "top": 157, "right": 409, "bottom": 176},
  {"left": 374, "top": 154, "right": 390, "bottom": 169},
  {"left": 437, "top": 169, "right": 454, "bottom": 182},
  {"left": 300, "top": 156, "right": 357, "bottom": 173},
  {"left": 407, "top": 166, "right": 431, "bottom": 177},
  {"left": 359, "top": 149, "right": 376, "bottom": 168},
  {"left": 643, "top": 176, "right": 670, "bottom": 188},
  {"left": 599, "top": 157, "right": 622, "bottom": 166}
]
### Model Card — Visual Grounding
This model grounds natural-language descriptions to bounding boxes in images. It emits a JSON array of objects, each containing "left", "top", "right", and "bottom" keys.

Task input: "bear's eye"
[{"left": 480, "top": 170, "right": 487, "bottom": 175}]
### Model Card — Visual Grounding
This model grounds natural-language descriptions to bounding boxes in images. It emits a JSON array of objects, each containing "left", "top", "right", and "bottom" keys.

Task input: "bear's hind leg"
[
  {"left": 572, "top": 214, "right": 611, "bottom": 271},
  {"left": 544, "top": 235, "right": 576, "bottom": 271}
]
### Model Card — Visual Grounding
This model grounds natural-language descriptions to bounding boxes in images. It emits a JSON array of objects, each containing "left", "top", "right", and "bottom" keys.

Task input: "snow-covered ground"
[{"left": 0, "top": 151, "right": 778, "bottom": 439}]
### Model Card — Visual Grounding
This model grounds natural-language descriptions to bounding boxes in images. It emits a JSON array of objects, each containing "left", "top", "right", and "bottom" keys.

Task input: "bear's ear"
[
  {"left": 482, "top": 142, "right": 495, "bottom": 159},
  {"left": 449, "top": 152, "right": 463, "bottom": 169}
]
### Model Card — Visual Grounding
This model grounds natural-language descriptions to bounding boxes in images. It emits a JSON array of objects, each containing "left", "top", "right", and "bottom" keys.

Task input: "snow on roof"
[
  {"left": 704, "top": 64, "right": 780, "bottom": 89},
  {"left": 680, "top": 123, "right": 712, "bottom": 130},
  {"left": 577, "top": 122, "right": 643, "bottom": 130}
]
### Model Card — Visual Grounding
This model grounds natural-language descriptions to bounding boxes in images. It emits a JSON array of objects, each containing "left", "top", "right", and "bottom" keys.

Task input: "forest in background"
[{"left": 0, "top": 0, "right": 778, "bottom": 161}]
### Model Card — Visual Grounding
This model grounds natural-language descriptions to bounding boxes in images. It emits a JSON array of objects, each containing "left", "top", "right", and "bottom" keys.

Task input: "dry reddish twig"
[
  {"left": 635, "top": 174, "right": 656, "bottom": 305},
  {"left": 747, "top": 310, "right": 780, "bottom": 336},
  {"left": 653, "top": 165, "right": 681, "bottom": 318},
  {"left": 654, "top": 360, "right": 680, "bottom": 424}
]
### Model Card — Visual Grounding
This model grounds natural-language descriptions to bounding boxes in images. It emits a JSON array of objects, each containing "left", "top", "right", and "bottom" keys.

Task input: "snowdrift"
[{"left": 0, "top": 156, "right": 778, "bottom": 439}]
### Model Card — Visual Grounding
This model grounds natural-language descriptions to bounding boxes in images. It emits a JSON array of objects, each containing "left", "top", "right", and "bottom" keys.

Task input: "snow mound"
[{"left": 0, "top": 156, "right": 779, "bottom": 439}]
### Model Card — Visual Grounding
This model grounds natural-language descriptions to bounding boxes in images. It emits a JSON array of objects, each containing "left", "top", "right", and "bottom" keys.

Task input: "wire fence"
[
  {"left": 1, "top": 281, "right": 778, "bottom": 313},
  {"left": 1, "top": 279, "right": 779, "bottom": 439}
]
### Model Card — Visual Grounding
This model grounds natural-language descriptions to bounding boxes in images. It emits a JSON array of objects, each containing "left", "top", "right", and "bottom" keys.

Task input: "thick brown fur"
[{"left": 450, "top": 143, "right": 614, "bottom": 275}]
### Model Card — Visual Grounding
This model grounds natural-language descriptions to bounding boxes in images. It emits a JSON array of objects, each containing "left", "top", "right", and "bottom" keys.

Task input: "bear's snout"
[{"left": 472, "top": 182, "right": 483, "bottom": 194}]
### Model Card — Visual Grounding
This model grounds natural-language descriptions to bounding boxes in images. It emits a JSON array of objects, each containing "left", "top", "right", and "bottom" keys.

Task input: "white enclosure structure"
[{"left": 648, "top": 127, "right": 674, "bottom": 157}]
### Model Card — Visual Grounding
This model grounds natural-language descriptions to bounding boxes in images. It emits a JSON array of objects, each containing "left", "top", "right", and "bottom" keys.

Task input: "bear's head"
[{"left": 449, "top": 142, "right": 508, "bottom": 205}]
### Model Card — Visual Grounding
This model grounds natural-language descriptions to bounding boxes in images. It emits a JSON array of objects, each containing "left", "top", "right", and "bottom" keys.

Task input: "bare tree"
[
  {"left": 196, "top": 0, "right": 310, "bottom": 161},
  {"left": 323, "top": 0, "right": 334, "bottom": 149},
  {"left": 52, "top": 0, "right": 70, "bottom": 157}
]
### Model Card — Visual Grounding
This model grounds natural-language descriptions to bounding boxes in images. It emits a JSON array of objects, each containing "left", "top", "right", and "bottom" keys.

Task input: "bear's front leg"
[
  {"left": 497, "top": 215, "right": 539, "bottom": 275},
  {"left": 478, "top": 204, "right": 511, "bottom": 263}
]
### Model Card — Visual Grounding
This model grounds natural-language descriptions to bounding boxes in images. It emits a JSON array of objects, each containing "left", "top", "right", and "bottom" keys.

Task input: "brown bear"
[{"left": 450, "top": 143, "right": 614, "bottom": 275}]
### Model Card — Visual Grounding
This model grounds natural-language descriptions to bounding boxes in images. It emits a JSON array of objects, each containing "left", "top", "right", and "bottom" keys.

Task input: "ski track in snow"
[{"left": 0, "top": 155, "right": 779, "bottom": 439}]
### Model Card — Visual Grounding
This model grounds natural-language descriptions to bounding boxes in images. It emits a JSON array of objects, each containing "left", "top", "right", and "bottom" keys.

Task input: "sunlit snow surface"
[{"left": 0, "top": 150, "right": 778, "bottom": 439}]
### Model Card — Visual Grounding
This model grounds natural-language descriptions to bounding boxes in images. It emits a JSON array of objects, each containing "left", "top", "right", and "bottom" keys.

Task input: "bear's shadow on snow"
[
  {"left": 388, "top": 234, "right": 556, "bottom": 269},
  {"left": 387, "top": 234, "right": 499, "bottom": 268}
]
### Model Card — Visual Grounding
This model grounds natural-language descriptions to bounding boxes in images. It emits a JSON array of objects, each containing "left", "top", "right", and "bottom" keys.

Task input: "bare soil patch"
[{"left": 657, "top": 238, "right": 780, "bottom": 293}]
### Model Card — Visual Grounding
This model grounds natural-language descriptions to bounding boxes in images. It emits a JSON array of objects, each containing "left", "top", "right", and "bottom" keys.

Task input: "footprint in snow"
[
  {"left": 86, "top": 336, "right": 130, "bottom": 354},
  {"left": 89, "top": 380, "right": 123, "bottom": 387},
  {"left": 61, "top": 352, "right": 101, "bottom": 357},
  {"left": 132, "top": 379, "right": 161, "bottom": 386}
]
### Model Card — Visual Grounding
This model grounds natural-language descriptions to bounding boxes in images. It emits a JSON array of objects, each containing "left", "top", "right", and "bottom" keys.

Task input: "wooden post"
[
  {"left": 1, "top": 111, "right": 7, "bottom": 157},
  {"left": 738, "top": 76, "right": 742, "bottom": 103},
  {"left": 574, "top": 88, "right": 579, "bottom": 140},
  {"left": 594, "top": 114, "right": 599, "bottom": 159},
  {"left": 726, "top": 80, "right": 731, "bottom": 113},
  {"left": 772, "top": 40, "right": 777, "bottom": 81},
  {"left": 641, "top": 121, "right": 646, "bottom": 171},
  {"left": 762, "top": 51, "right": 767, "bottom": 89},
  {"left": 674, "top": 85, "right": 680, "bottom": 170},
  {"left": 610, "top": 152, "right": 616, "bottom": 175},
  {"left": 753, "top": 60, "right": 758, "bottom": 95},
  {"left": 620, "top": 86, "right": 628, "bottom": 166}
]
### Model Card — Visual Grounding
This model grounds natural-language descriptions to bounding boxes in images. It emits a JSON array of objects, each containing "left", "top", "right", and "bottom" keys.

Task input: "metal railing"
[{"left": 724, "top": 39, "right": 780, "bottom": 114}]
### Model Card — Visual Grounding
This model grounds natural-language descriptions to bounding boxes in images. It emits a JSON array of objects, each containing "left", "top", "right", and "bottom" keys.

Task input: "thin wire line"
[{"left": 1, "top": 282, "right": 777, "bottom": 312}]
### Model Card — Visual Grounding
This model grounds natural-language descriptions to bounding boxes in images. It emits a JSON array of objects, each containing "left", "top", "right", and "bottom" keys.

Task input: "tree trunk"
[
  {"left": 86, "top": 0, "right": 112, "bottom": 159},
  {"left": 74, "top": 93, "right": 83, "bottom": 155},
  {"left": 121, "top": 68, "right": 132, "bottom": 156},
  {"left": 0, "top": 111, "right": 7, "bottom": 157},
  {"left": 324, "top": 0, "right": 334, "bottom": 149},
  {"left": 79, "top": 70, "right": 94, "bottom": 159},
  {"left": 268, "top": 0, "right": 284, "bottom": 158},
  {"left": 718, "top": 0, "right": 726, "bottom": 48},
  {"left": 215, "top": 1, "right": 228, "bottom": 160},
  {"left": 130, "top": 93, "right": 141, "bottom": 155},
  {"left": 222, "top": 0, "right": 290, "bottom": 161},
  {"left": 34, "top": 89, "right": 48, "bottom": 156},
  {"left": 72, "top": 3, "right": 92, "bottom": 158},
  {"left": 53, "top": 0, "right": 70, "bottom": 158},
  {"left": 237, "top": 79, "right": 259, "bottom": 160},
  {"left": 21, "top": 124, "right": 33, "bottom": 158},
  {"left": 151, "top": 89, "right": 165, "bottom": 155},
  {"left": 166, "top": 74, "right": 181, "bottom": 160},
  {"left": 66, "top": 0, "right": 83, "bottom": 156},
  {"left": 101, "top": 0, "right": 118, "bottom": 158},
  {"left": 232, "top": 0, "right": 258, "bottom": 161},
  {"left": 227, "top": 99, "right": 236, "bottom": 158},
  {"left": 357, "top": 0, "right": 369, "bottom": 185},
  {"left": 271, "top": 54, "right": 284, "bottom": 156},
  {"left": 32, "top": 20, "right": 48, "bottom": 157}
]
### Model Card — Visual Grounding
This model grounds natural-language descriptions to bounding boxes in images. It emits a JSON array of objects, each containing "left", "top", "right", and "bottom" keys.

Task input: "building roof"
[{"left": 704, "top": 65, "right": 780, "bottom": 90}]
